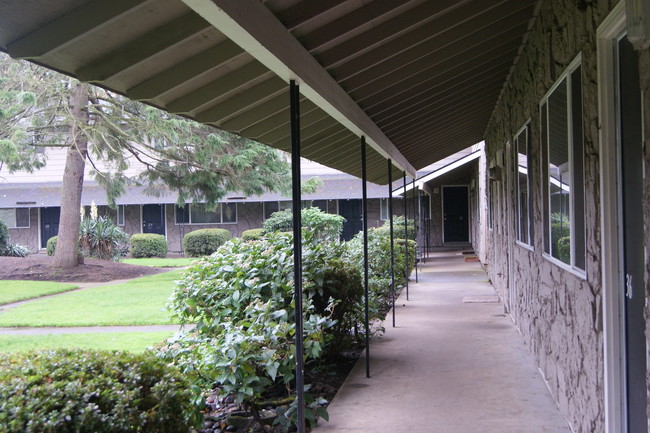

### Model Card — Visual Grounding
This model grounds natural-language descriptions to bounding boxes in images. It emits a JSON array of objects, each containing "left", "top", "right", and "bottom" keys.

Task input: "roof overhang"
[{"left": 0, "top": 0, "right": 540, "bottom": 184}]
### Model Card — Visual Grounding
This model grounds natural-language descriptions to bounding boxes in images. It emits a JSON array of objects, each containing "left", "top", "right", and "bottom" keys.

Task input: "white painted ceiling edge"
[{"left": 182, "top": 0, "right": 417, "bottom": 178}]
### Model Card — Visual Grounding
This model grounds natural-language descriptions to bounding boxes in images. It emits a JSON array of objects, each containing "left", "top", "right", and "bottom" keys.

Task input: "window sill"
[
  {"left": 515, "top": 241, "right": 534, "bottom": 252},
  {"left": 542, "top": 252, "right": 587, "bottom": 280}
]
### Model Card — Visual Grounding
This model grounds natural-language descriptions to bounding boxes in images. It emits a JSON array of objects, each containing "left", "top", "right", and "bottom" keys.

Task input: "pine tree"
[{"left": 0, "top": 54, "right": 294, "bottom": 268}]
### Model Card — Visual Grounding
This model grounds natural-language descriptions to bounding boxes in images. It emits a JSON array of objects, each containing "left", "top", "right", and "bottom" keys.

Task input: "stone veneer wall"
[{"left": 481, "top": 1, "right": 624, "bottom": 431}]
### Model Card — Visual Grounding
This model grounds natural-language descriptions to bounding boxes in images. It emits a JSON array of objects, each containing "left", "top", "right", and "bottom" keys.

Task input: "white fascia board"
[
  {"left": 392, "top": 150, "right": 481, "bottom": 197},
  {"left": 182, "top": 0, "right": 416, "bottom": 178}
]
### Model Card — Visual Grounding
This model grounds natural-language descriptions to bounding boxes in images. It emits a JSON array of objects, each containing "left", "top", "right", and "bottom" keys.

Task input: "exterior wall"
[
  {"left": 123, "top": 205, "right": 141, "bottom": 238},
  {"left": 165, "top": 202, "right": 264, "bottom": 253},
  {"left": 7, "top": 208, "right": 39, "bottom": 252},
  {"left": 481, "top": 1, "right": 622, "bottom": 432}
]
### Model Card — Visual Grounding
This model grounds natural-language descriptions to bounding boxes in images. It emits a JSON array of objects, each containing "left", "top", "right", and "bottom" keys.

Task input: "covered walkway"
[{"left": 314, "top": 251, "right": 571, "bottom": 433}]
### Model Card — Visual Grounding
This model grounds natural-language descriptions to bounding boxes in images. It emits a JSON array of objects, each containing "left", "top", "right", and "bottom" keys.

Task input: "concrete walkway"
[{"left": 314, "top": 251, "right": 571, "bottom": 433}]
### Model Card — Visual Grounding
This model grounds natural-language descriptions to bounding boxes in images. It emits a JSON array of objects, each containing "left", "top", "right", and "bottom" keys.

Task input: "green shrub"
[
  {"left": 262, "top": 207, "right": 345, "bottom": 240},
  {"left": 0, "top": 349, "right": 201, "bottom": 433},
  {"left": 0, "top": 219, "right": 7, "bottom": 252},
  {"left": 165, "top": 230, "right": 356, "bottom": 426},
  {"left": 343, "top": 228, "right": 416, "bottom": 326},
  {"left": 130, "top": 233, "right": 168, "bottom": 258},
  {"left": 551, "top": 213, "right": 571, "bottom": 263},
  {"left": 80, "top": 216, "right": 128, "bottom": 261},
  {"left": 241, "top": 228, "right": 264, "bottom": 241},
  {"left": 182, "top": 228, "right": 230, "bottom": 257},
  {"left": 378, "top": 215, "right": 417, "bottom": 240},
  {"left": 46, "top": 236, "right": 57, "bottom": 256},
  {"left": 557, "top": 236, "right": 571, "bottom": 264}
]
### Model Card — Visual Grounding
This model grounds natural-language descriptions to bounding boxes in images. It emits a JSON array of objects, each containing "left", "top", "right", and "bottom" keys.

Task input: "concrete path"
[
  {"left": 0, "top": 324, "right": 191, "bottom": 335},
  {"left": 313, "top": 251, "right": 571, "bottom": 433}
]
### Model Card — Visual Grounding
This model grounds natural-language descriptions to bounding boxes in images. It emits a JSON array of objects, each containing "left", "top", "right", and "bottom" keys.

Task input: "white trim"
[
  {"left": 515, "top": 240, "right": 535, "bottom": 252},
  {"left": 539, "top": 53, "right": 585, "bottom": 272},
  {"left": 597, "top": 3, "right": 628, "bottom": 433},
  {"left": 139, "top": 205, "right": 143, "bottom": 234},
  {"left": 37, "top": 207, "right": 42, "bottom": 249},
  {"left": 116, "top": 205, "right": 125, "bottom": 226},
  {"left": 542, "top": 252, "right": 588, "bottom": 279},
  {"left": 514, "top": 122, "right": 533, "bottom": 247},
  {"left": 392, "top": 149, "right": 482, "bottom": 197}
]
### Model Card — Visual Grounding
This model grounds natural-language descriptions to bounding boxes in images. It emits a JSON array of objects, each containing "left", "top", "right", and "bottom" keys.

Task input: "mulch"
[{"left": 0, "top": 255, "right": 164, "bottom": 282}]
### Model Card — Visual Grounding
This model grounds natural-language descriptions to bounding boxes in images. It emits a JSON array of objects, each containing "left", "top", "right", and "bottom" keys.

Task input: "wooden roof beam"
[
  {"left": 76, "top": 12, "right": 212, "bottom": 82},
  {"left": 182, "top": 0, "right": 416, "bottom": 177},
  {"left": 5, "top": 0, "right": 148, "bottom": 59}
]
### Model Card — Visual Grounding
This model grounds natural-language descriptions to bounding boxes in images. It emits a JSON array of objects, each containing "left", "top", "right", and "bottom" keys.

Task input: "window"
[
  {"left": 117, "top": 205, "right": 125, "bottom": 226},
  {"left": 263, "top": 201, "right": 291, "bottom": 219},
  {"left": 515, "top": 123, "right": 533, "bottom": 246},
  {"left": 540, "top": 57, "right": 585, "bottom": 271},
  {"left": 487, "top": 179, "right": 494, "bottom": 230},
  {"left": 380, "top": 198, "right": 389, "bottom": 220},
  {"left": 174, "top": 203, "right": 237, "bottom": 224},
  {"left": 312, "top": 200, "right": 328, "bottom": 212},
  {"left": 0, "top": 208, "right": 30, "bottom": 228}
]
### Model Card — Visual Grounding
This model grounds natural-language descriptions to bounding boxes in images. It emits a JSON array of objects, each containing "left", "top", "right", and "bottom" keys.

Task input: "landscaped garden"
[{"left": 0, "top": 208, "right": 417, "bottom": 432}]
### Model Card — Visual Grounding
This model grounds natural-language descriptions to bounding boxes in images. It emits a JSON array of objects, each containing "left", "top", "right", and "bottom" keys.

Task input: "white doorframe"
[{"left": 597, "top": 3, "right": 627, "bottom": 432}]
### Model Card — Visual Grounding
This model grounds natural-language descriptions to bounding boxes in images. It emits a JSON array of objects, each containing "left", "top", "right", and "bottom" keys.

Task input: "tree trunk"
[{"left": 52, "top": 83, "right": 89, "bottom": 268}]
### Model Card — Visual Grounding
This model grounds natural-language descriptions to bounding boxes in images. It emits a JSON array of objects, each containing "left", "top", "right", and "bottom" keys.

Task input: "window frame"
[
  {"left": 539, "top": 54, "right": 586, "bottom": 276},
  {"left": 0, "top": 207, "right": 30, "bottom": 229},
  {"left": 173, "top": 203, "right": 238, "bottom": 225},
  {"left": 263, "top": 200, "right": 292, "bottom": 220},
  {"left": 379, "top": 198, "right": 389, "bottom": 220},
  {"left": 117, "top": 205, "right": 125, "bottom": 226},
  {"left": 514, "top": 121, "right": 534, "bottom": 249}
]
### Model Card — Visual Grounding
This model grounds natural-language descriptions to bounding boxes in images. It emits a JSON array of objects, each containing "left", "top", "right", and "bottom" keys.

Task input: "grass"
[
  {"left": 0, "top": 280, "right": 79, "bottom": 305},
  {"left": 0, "top": 331, "right": 175, "bottom": 353},
  {"left": 121, "top": 257, "right": 197, "bottom": 267},
  {"left": 0, "top": 271, "right": 184, "bottom": 327}
]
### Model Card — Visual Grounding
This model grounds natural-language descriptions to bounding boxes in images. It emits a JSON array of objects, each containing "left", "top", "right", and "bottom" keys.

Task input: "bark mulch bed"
[{"left": 0, "top": 255, "right": 164, "bottom": 282}]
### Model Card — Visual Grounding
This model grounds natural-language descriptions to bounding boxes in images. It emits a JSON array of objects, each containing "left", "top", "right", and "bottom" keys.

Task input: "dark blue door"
[
  {"left": 41, "top": 207, "right": 60, "bottom": 248},
  {"left": 142, "top": 204, "right": 165, "bottom": 235},
  {"left": 339, "top": 199, "right": 362, "bottom": 241}
]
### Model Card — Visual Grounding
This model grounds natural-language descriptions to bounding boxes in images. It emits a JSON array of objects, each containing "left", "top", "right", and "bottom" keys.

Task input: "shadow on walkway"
[{"left": 313, "top": 251, "right": 571, "bottom": 433}]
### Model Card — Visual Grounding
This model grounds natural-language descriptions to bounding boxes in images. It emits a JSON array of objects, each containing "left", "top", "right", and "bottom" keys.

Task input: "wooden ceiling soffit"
[{"left": 182, "top": 0, "right": 416, "bottom": 178}]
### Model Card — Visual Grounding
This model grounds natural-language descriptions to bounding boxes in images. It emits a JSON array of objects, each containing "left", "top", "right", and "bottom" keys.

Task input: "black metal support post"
[
  {"left": 388, "top": 160, "right": 396, "bottom": 328},
  {"left": 412, "top": 178, "right": 418, "bottom": 283},
  {"left": 403, "top": 173, "right": 409, "bottom": 300},
  {"left": 289, "top": 80, "right": 305, "bottom": 433},
  {"left": 361, "top": 137, "right": 370, "bottom": 379}
]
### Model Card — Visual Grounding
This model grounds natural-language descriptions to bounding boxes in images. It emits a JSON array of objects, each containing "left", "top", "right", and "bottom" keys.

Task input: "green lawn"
[
  {"left": 0, "top": 280, "right": 79, "bottom": 305},
  {"left": 0, "top": 271, "right": 184, "bottom": 327},
  {"left": 0, "top": 331, "right": 175, "bottom": 353},
  {"left": 121, "top": 257, "right": 197, "bottom": 267}
]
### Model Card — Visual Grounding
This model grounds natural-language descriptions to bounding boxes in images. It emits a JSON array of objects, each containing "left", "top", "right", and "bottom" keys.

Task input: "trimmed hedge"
[
  {"left": 0, "top": 349, "right": 201, "bottom": 433},
  {"left": 241, "top": 228, "right": 263, "bottom": 241},
  {"left": 46, "top": 236, "right": 58, "bottom": 256},
  {"left": 182, "top": 228, "right": 230, "bottom": 257},
  {"left": 130, "top": 233, "right": 167, "bottom": 258}
]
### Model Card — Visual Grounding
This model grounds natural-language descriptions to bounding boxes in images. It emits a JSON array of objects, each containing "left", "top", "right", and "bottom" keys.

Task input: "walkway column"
[
  {"left": 388, "top": 160, "right": 396, "bottom": 328},
  {"left": 361, "top": 136, "right": 370, "bottom": 378},
  {"left": 403, "top": 173, "right": 409, "bottom": 300},
  {"left": 412, "top": 178, "right": 418, "bottom": 283},
  {"left": 289, "top": 80, "right": 305, "bottom": 433}
]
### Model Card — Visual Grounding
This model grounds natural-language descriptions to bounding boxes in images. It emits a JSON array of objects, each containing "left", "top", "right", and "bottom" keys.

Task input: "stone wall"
[{"left": 481, "top": 1, "right": 622, "bottom": 431}]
